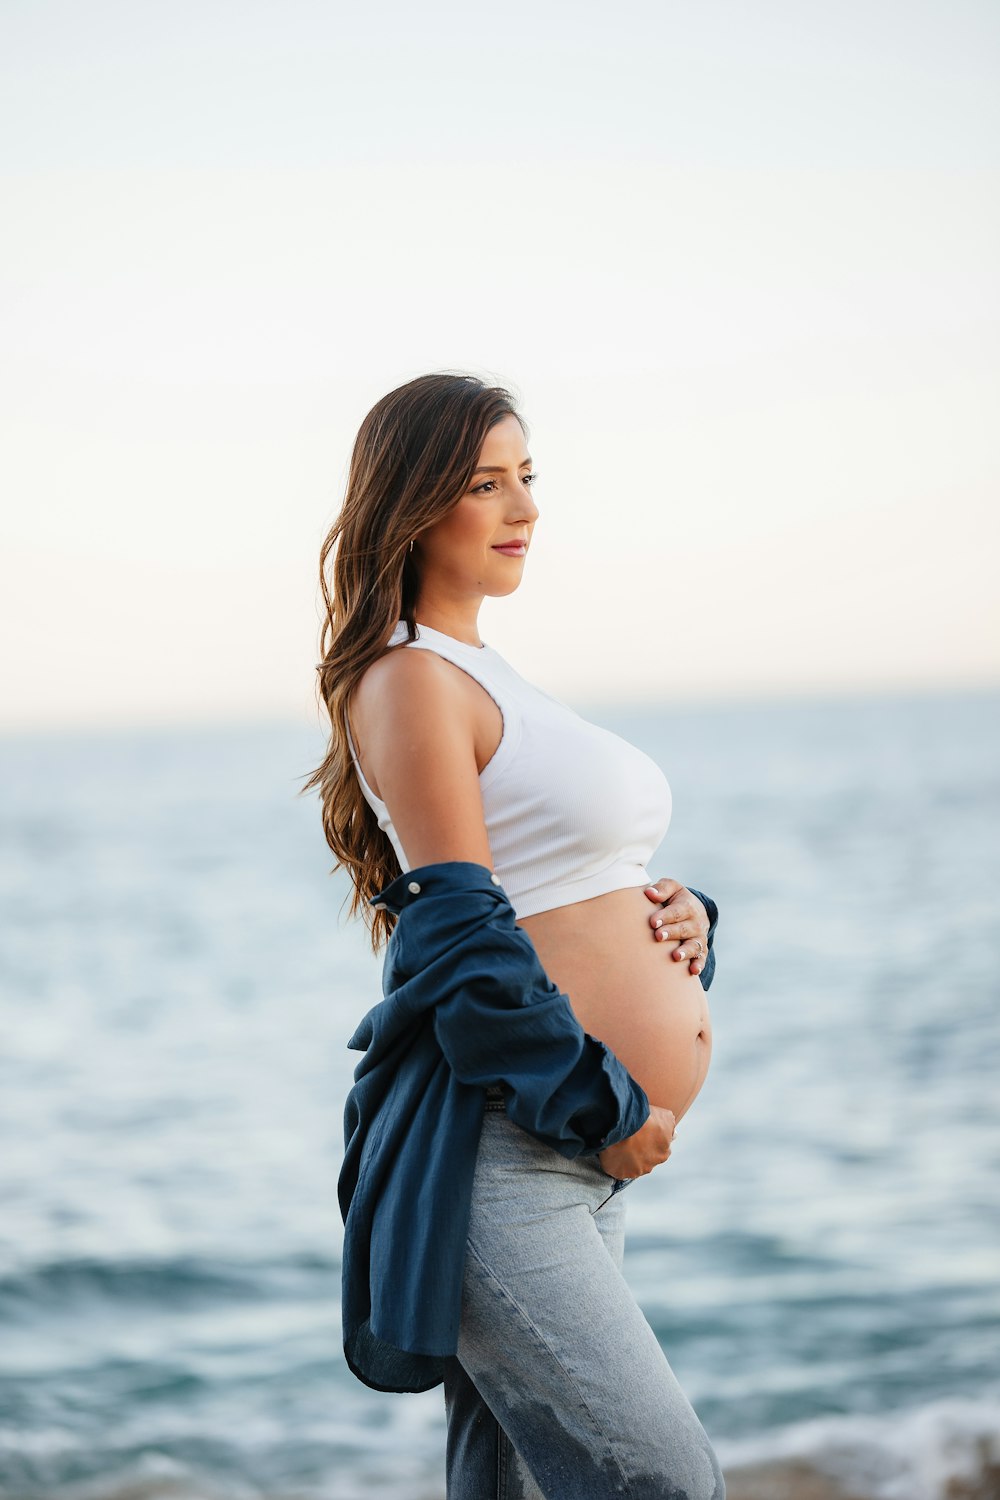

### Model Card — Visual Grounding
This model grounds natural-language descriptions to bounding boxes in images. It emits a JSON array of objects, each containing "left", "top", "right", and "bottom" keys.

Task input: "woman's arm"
[{"left": 355, "top": 645, "right": 494, "bottom": 870}]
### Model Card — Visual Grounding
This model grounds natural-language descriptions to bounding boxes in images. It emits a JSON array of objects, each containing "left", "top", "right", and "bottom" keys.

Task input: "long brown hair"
[{"left": 298, "top": 371, "right": 528, "bottom": 953}]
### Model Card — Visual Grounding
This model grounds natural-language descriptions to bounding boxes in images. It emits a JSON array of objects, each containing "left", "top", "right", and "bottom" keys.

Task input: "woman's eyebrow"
[{"left": 472, "top": 458, "right": 533, "bottom": 474}]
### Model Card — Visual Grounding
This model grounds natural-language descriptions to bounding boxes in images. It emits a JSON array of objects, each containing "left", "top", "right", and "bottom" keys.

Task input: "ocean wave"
[{"left": 0, "top": 1251, "right": 333, "bottom": 1320}]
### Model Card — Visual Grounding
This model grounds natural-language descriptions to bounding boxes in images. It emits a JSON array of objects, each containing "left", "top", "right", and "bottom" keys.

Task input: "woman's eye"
[{"left": 472, "top": 472, "right": 537, "bottom": 494}]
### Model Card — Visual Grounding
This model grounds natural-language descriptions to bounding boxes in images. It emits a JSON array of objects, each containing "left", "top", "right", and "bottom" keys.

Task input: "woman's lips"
[{"left": 492, "top": 543, "right": 527, "bottom": 556}]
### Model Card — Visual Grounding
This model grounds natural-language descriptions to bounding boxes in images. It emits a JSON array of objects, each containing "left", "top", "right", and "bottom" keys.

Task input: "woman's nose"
[{"left": 514, "top": 488, "right": 540, "bottom": 523}]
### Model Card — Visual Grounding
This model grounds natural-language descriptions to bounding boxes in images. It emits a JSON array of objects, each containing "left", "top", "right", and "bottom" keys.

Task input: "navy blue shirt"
[{"left": 338, "top": 861, "right": 719, "bottom": 1393}]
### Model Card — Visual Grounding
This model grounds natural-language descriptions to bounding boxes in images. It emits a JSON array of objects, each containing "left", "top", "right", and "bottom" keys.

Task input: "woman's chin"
[{"left": 484, "top": 570, "right": 526, "bottom": 598}]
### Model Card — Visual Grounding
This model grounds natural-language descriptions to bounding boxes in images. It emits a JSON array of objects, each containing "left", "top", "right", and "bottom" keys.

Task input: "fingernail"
[
  {"left": 677, "top": 949, "right": 686, "bottom": 959},
  {"left": 653, "top": 918, "right": 663, "bottom": 929}
]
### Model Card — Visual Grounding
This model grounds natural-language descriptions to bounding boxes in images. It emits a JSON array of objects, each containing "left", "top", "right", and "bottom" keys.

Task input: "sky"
[{"left": 1, "top": 0, "right": 998, "bottom": 730}]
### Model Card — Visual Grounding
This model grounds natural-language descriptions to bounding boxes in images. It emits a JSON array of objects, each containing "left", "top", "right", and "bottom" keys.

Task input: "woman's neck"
[{"left": 411, "top": 598, "right": 484, "bottom": 650}]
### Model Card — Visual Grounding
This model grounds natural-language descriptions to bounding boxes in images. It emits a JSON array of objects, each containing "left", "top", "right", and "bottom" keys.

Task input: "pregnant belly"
[{"left": 518, "top": 884, "right": 713, "bottom": 1123}]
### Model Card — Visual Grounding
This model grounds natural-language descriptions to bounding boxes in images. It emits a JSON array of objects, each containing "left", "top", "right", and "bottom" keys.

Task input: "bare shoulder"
[
  {"left": 350, "top": 646, "right": 492, "bottom": 869},
  {"left": 351, "top": 644, "right": 472, "bottom": 748}
]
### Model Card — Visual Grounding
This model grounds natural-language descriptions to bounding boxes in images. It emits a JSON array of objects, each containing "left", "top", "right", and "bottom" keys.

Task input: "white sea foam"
[{"left": 717, "top": 1393, "right": 1000, "bottom": 1500}]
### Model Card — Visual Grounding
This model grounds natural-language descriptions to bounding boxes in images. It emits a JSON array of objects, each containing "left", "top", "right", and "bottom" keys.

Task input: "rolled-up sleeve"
[{"left": 686, "top": 886, "right": 719, "bottom": 991}]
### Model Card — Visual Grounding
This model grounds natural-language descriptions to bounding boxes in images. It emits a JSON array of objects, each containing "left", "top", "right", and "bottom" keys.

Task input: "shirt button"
[
  {"left": 490, "top": 873, "right": 502, "bottom": 885},
  {"left": 372, "top": 901, "right": 387, "bottom": 911},
  {"left": 407, "top": 880, "right": 421, "bottom": 894}
]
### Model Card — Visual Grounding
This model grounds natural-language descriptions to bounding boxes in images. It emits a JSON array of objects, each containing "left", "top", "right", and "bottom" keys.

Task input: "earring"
[{"left": 409, "top": 538, "right": 415, "bottom": 553}]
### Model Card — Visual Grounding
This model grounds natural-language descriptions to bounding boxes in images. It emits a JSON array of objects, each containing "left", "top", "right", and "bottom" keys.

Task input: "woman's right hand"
[{"left": 597, "top": 1105, "right": 676, "bottom": 1181}]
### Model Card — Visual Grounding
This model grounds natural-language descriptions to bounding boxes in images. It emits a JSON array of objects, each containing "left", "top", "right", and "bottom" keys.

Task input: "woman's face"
[{"left": 414, "top": 413, "right": 539, "bottom": 601}]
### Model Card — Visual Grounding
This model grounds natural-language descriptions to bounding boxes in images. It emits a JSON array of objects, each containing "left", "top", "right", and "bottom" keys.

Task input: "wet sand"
[
  {"left": 723, "top": 1462, "right": 878, "bottom": 1499},
  {"left": 51, "top": 1451, "right": 1000, "bottom": 1500},
  {"left": 722, "top": 1456, "right": 1000, "bottom": 1500}
]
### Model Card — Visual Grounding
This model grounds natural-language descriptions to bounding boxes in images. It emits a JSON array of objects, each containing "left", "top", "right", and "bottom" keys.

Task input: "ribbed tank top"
[{"left": 346, "top": 620, "right": 673, "bottom": 920}]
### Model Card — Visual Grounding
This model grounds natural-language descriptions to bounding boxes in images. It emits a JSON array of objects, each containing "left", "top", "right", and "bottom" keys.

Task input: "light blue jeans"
[{"left": 442, "top": 1091, "right": 725, "bottom": 1499}]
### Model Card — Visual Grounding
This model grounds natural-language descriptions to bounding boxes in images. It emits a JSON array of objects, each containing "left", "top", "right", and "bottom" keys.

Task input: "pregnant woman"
[{"left": 306, "top": 372, "right": 725, "bottom": 1499}]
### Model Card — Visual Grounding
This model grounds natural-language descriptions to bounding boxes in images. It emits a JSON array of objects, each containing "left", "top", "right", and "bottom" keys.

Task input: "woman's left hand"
[{"left": 642, "top": 879, "right": 710, "bottom": 978}]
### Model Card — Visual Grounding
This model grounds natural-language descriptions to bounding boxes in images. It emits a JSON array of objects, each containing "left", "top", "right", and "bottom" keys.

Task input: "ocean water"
[{"left": 0, "top": 688, "right": 998, "bottom": 1500}]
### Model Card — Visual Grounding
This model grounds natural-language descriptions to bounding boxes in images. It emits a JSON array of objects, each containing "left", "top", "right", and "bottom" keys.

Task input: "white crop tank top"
[{"left": 346, "top": 620, "right": 673, "bottom": 920}]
